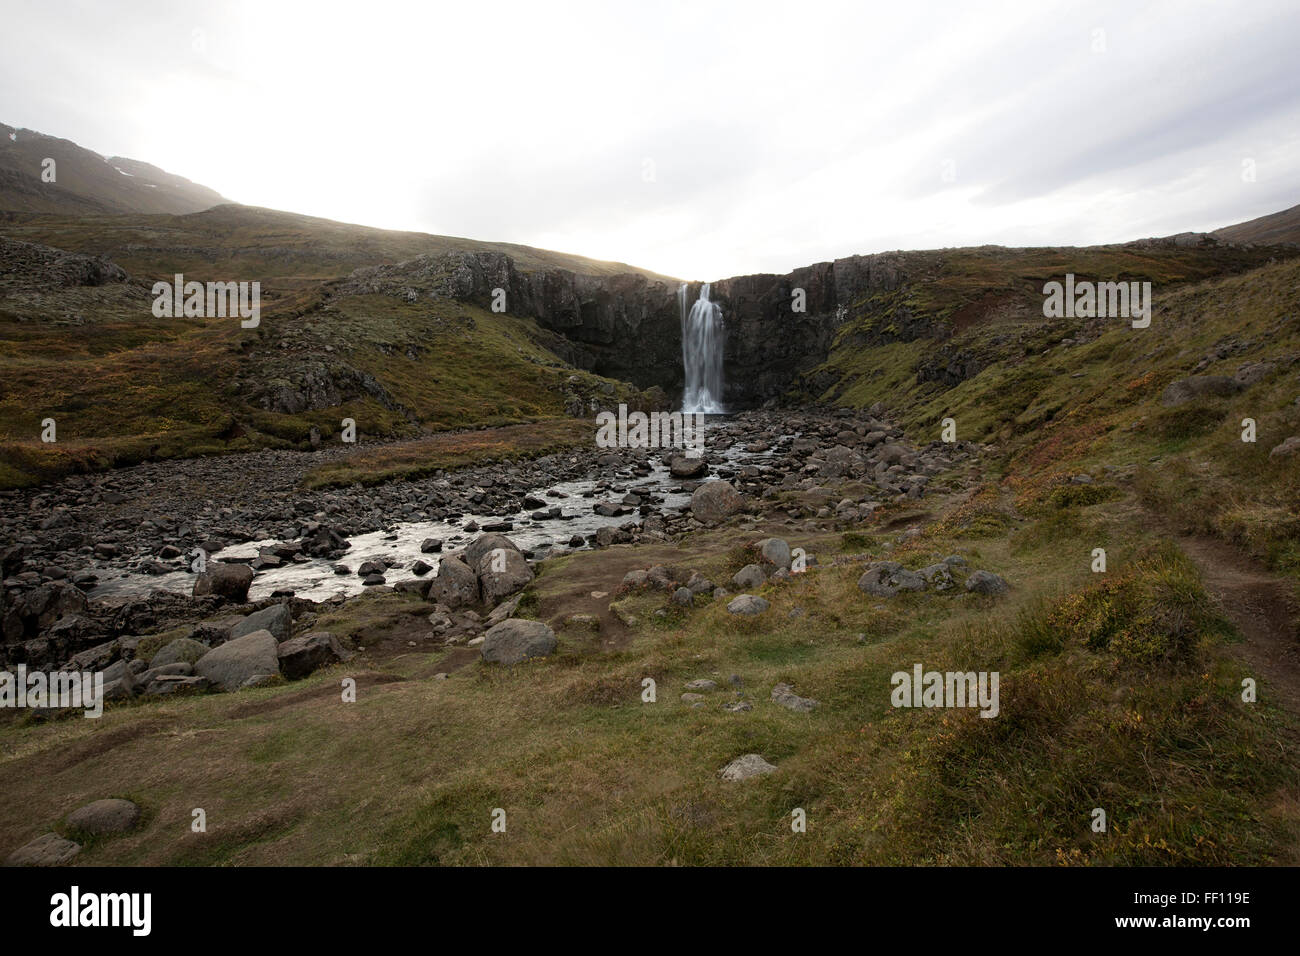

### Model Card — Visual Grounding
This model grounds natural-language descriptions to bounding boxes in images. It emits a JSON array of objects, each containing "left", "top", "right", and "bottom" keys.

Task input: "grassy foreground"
[{"left": 1, "top": 470, "right": 1294, "bottom": 865}]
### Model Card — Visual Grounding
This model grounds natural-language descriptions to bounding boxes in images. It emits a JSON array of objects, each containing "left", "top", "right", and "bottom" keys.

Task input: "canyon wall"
[{"left": 349, "top": 249, "right": 925, "bottom": 408}]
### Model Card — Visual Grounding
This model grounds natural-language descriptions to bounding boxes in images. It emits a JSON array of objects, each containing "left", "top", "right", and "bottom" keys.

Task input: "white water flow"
[{"left": 679, "top": 281, "right": 725, "bottom": 413}]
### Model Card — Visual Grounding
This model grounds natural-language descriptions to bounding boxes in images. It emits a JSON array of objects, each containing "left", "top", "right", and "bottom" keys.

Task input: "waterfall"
[{"left": 679, "top": 281, "right": 725, "bottom": 413}]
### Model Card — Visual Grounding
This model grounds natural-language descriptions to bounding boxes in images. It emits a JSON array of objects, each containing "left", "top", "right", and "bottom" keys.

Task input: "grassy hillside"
[
  {"left": 0, "top": 201, "right": 678, "bottom": 489},
  {"left": 0, "top": 122, "right": 227, "bottom": 216},
  {"left": 0, "top": 204, "right": 680, "bottom": 286},
  {"left": 1214, "top": 201, "right": 1300, "bottom": 245},
  {"left": 1, "top": 470, "right": 1292, "bottom": 865},
  {"left": 3, "top": 244, "right": 1298, "bottom": 867},
  {"left": 803, "top": 251, "right": 1300, "bottom": 581}
]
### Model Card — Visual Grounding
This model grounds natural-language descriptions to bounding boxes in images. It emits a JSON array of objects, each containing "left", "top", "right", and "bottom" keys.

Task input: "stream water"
[{"left": 87, "top": 426, "right": 777, "bottom": 604}]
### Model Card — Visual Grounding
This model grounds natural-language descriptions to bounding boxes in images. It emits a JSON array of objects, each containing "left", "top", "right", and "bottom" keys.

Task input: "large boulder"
[
  {"left": 4, "top": 833, "right": 81, "bottom": 866},
  {"left": 1235, "top": 361, "right": 1276, "bottom": 386},
  {"left": 277, "top": 631, "right": 351, "bottom": 679},
  {"left": 480, "top": 619, "right": 557, "bottom": 665},
  {"left": 732, "top": 564, "right": 767, "bottom": 590},
  {"left": 771, "top": 683, "right": 818, "bottom": 712},
  {"left": 192, "top": 563, "right": 253, "bottom": 603},
  {"left": 727, "top": 594, "right": 770, "bottom": 615},
  {"left": 476, "top": 548, "right": 534, "bottom": 606},
  {"left": 965, "top": 570, "right": 1010, "bottom": 595},
  {"left": 426, "top": 557, "right": 479, "bottom": 609},
  {"left": 194, "top": 629, "right": 279, "bottom": 691},
  {"left": 1160, "top": 375, "right": 1244, "bottom": 407},
  {"left": 229, "top": 603, "right": 292, "bottom": 643},
  {"left": 690, "top": 480, "right": 745, "bottom": 526},
  {"left": 9, "top": 582, "right": 87, "bottom": 637},
  {"left": 464, "top": 533, "right": 522, "bottom": 570},
  {"left": 66, "top": 798, "right": 140, "bottom": 836},
  {"left": 857, "top": 562, "right": 926, "bottom": 597},
  {"left": 918, "top": 563, "right": 956, "bottom": 591},
  {"left": 150, "top": 637, "right": 208, "bottom": 668},
  {"left": 669, "top": 455, "right": 708, "bottom": 479},
  {"left": 758, "top": 538, "right": 792, "bottom": 570},
  {"left": 69, "top": 639, "right": 117, "bottom": 671}
]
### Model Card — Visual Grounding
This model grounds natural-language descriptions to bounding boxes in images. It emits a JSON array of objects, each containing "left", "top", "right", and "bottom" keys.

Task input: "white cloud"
[{"left": 2, "top": 0, "right": 1297, "bottom": 279}]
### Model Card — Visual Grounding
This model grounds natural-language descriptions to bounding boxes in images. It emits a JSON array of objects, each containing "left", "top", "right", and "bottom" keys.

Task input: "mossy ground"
[
  {"left": 0, "top": 207, "right": 660, "bottom": 489},
  {"left": 2, "top": 224, "right": 1298, "bottom": 866},
  {"left": 2, "top": 471, "right": 1294, "bottom": 865}
]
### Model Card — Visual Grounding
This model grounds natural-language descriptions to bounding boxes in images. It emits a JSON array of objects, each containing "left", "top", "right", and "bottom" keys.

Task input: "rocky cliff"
[
  {"left": 337, "top": 249, "right": 932, "bottom": 409},
  {"left": 334, "top": 233, "right": 1300, "bottom": 412}
]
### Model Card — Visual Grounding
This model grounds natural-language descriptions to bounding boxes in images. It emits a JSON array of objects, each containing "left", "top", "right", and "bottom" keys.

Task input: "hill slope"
[
  {"left": 1213, "top": 201, "right": 1300, "bottom": 245},
  {"left": 0, "top": 122, "right": 227, "bottom": 215}
]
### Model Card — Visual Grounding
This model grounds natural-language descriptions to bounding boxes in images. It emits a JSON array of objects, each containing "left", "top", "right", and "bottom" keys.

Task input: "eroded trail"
[{"left": 1177, "top": 534, "right": 1300, "bottom": 715}]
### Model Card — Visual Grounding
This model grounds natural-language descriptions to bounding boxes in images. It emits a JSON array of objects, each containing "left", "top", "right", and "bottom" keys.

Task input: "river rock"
[
  {"left": 194, "top": 629, "right": 280, "bottom": 691},
  {"left": 476, "top": 548, "right": 534, "bottom": 605},
  {"left": 277, "top": 631, "right": 350, "bottom": 679},
  {"left": 481, "top": 619, "right": 557, "bottom": 665},
  {"left": 669, "top": 455, "right": 708, "bottom": 479},
  {"left": 426, "top": 556, "right": 478, "bottom": 609},
  {"left": 465, "top": 532, "right": 522, "bottom": 570},
  {"left": 192, "top": 563, "right": 253, "bottom": 602},
  {"left": 7, "top": 582, "right": 87, "bottom": 637},
  {"left": 690, "top": 480, "right": 745, "bottom": 525},
  {"left": 229, "top": 603, "right": 292, "bottom": 643},
  {"left": 150, "top": 636, "right": 209, "bottom": 668}
]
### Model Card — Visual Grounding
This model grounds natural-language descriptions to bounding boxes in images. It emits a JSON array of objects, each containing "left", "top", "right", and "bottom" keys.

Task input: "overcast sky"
[{"left": 3, "top": 0, "right": 1298, "bottom": 279}]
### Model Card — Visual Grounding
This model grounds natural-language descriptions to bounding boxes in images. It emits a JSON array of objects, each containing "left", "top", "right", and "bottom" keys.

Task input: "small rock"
[
  {"left": 719, "top": 753, "right": 777, "bottom": 781},
  {"left": 771, "top": 682, "right": 818, "bottom": 712},
  {"left": 1269, "top": 436, "right": 1300, "bottom": 460}
]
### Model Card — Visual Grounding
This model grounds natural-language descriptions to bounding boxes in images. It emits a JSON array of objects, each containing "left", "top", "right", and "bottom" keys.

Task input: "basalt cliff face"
[
  {"left": 336, "top": 232, "right": 1299, "bottom": 411},
  {"left": 341, "top": 249, "right": 926, "bottom": 409},
  {"left": 702, "top": 253, "right": 921, "bottom": 407}
]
